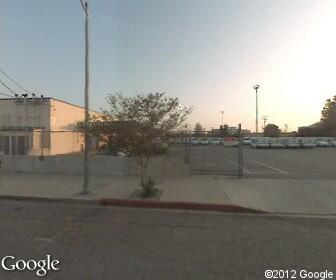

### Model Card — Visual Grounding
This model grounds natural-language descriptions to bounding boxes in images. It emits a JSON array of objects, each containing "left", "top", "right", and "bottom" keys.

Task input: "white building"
[{"left": 0, "top": 97, "right": 99, "bottom": 156}]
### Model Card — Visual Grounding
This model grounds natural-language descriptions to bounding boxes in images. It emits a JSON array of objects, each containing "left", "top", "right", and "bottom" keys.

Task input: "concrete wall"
[
  {"left": 0, "top": 98, "right": 51, "bottom": 129},
  {"left": 0, "top": 155, "right": 189, "bottom": 178},
  {"left": 0, "top": 98, "right": 101, "bottom": 155}
]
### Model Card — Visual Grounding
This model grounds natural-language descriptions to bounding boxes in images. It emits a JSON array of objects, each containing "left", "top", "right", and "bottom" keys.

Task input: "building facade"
[{"left": 0, "top": 97, "right": 99, "bottom": 156}]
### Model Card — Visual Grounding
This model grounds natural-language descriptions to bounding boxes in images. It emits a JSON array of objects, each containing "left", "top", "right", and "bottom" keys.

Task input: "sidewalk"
[{"left": 1, "top": 172, "right": 336, "bottom": 215}]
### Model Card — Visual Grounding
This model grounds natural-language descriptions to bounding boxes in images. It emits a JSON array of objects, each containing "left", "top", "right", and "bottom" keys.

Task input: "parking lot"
[
  {"left": 170, "top": 145, "right": 336, "bottom": 179},
  {"left": 243, "top": 147, "right": 336, "bottom": 179}
]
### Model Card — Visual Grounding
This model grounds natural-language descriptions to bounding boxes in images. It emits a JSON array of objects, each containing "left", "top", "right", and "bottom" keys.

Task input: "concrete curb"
[
  {"left": 100, "top": 198, "right": 267, "bottom": 214},
  {"left": 0, "top": 195, "right": 266, "bottom": 214},
  {"left": 0, "top": 195, "right": 100, "bottom": 205}
]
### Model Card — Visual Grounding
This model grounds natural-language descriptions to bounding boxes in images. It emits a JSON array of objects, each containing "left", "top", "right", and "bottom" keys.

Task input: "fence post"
[{"left": 238, "top": 123, "right": 243, "bottom": 178}]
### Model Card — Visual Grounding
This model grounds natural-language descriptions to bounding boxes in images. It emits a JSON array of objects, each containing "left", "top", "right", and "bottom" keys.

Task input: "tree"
[
  {"left": 321, "top": 95, "right": 336, "bottom": 133},
  {"left": 264, "top": 124, "right": 281, "bottom": 137},
  {"left": 220, "top": 124, "right": 229, "bottom": 136},
  {"left": 84, "top": 92, "right": 192, "bottom": 196},
  {"left": 296, "top": 95, "right": 336, "bottom": 137},
  {"left": 194, "top": 123, "right": 204, "bottom": 135},
  {"left": 298, "top": 122, "right": 325, "bottom": 137}
]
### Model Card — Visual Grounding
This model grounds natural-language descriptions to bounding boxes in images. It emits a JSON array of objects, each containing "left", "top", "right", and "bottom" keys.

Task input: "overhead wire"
[{"left": 0, "top": 66, "right": 32, "bottom": 94}]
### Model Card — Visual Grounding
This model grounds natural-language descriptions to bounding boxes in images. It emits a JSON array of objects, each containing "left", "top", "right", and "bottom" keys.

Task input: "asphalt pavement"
[
  {"left": 174, "top": 145, "right": 336, "bottom": 179},
  {"left": 0, "top": 200, "right": 335, "bottom": 279}
]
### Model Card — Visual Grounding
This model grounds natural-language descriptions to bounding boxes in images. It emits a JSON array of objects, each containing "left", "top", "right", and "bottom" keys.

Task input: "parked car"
[
  {"left": 287, "top": 137, "right": 300, "bottom": 148},
  {"left": 328, "top": 138, "right": 336, "bottom": 147},
  {"left": 211, "top": 138, "right": 221, "bottom": 145},
  {"left": 269, "top": 138, "right": 285, "bottom": 148},
  {"left": 316, "top": 138, "right": 329, "bottom": 147},
  {"left": 191, "top": 137, "right": 200, "bottom": 145},
  {"left": 255, "top": 137, "right": 270, "bottom": 149},
  {"left": 200, "top": 138, "right": 209, "bottom": 145},
  {"left": 299, "top": 138, "right": 316, "bottom": 148},
  {"left": 223, "top": 137, "right": 239, "bottom": 147},
  {"left": 250, "top": 137, "right": 258, "bottom": 148},
  {"left": 243, "top": 137, "right": 251, "bottom": 145}
]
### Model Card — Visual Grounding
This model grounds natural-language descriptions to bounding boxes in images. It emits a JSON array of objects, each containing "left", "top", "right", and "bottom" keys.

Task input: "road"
[{"left": 0, "top": 199, "right": 335, "bottom": 279}]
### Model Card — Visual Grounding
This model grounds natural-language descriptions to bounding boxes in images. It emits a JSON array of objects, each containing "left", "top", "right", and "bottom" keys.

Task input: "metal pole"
[
  {"left": 238, "top": 123, "right": 243, "bottom": 178},
  {"left": 255, "top": 88, "right": 258, "bottom": 134},
  {"left": 221, "top": 110, "right": 224, "bottom": 127},
  {"left": 81, "top": 0, "right": 90, "bottom": 194},
  {"left": 25, "top": 96, "right": 29, "bottom": 155},
  {"left": 40, "top": 129, "right": 44, "bottom": 160},
  {"left": 253, "top": 84, "right": 260, "bottom": 134}
]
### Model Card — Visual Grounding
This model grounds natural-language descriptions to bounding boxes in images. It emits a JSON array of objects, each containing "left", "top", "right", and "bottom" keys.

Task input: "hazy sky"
[{"left": 1, "top": 0, "right": 336, "bottom": 131}]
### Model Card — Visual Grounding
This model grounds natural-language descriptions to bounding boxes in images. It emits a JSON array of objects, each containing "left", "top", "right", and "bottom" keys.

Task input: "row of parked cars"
[
  {"left": 249, "top": 137, "right": 336, "bottom": 149},
  {"left": 191, "top": 137, "right": 222, "bottom": 145}
]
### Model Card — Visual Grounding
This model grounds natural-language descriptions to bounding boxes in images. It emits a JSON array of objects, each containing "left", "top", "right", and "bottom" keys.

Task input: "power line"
[
  {"left": 0, "top": 77, "right": 16, "bottom": 96},
  {"left": 0, "top": 91, "right": 14, "bottom": 98},
  {"left": 0, "top": 66, "right": 32, "bottom": 94}
]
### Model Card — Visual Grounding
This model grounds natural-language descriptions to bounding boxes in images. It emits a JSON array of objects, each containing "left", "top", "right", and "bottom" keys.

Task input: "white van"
[
  {"left": 200, "top": 138, "right": 209, "bottom": 145},
  {"left": 299, "top": 137, "right": 316, "bottom": 148},
  {"left": 316, "top": 137, "right": 329, "bottom": 147},
  {"left": 269, "top": 138, "right": 285, "bottom": 148},
  {"left": 287, "top": 137, "right": 300, "bottom": 148},
  {"left": 211, "top": 138, "right": 221, "bottom": 145},
  {"left": 191, "top": 137, "right": 200, "bottom": 145},
  {"left": 328, "top": 138, "right": 336, "bottom": 147},
  {"left": 255, "top": 137, "right": 270, "bottom": 149}
]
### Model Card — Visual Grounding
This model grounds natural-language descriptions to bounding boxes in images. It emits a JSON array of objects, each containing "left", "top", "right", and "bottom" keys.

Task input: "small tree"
[
  {"left": 264, "top": 124, "right": 281, "bottom": 137},
  {"left": 194, "top": 123, "right": 204, "bottom": 135},
  {"left": 86, "top": 93, "right": 192, "bottom": 196}
]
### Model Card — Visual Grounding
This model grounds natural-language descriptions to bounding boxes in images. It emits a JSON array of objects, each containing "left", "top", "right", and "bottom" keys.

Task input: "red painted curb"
[{"left": 100, "top": 199, "right": 267, "bottom": 214}]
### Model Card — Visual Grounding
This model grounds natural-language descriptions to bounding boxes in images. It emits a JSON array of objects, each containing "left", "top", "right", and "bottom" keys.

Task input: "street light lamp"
[{"left": 253, "top": 84, "right": 260, "bottom": 133}]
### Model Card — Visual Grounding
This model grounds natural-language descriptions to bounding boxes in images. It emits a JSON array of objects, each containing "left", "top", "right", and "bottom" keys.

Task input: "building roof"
[{"left": 0, "top": 97, "right": 101, "bottom": 115}]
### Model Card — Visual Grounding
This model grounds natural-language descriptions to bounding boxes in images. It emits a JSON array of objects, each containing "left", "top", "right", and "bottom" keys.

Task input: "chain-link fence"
[
  {"left": 0, "top": 127, "right": 242, "bottom": 201},
  {"left": 183, "top": 124, "right": 243, "bottom": 176},
  {"left": 166, "top": 124, "right": 244, "bottom": 177}
]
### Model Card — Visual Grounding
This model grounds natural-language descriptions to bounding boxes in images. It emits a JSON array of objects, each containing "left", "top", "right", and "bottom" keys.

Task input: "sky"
[{"left": 1, "top": 0, "right": 336, "bottom": 131}]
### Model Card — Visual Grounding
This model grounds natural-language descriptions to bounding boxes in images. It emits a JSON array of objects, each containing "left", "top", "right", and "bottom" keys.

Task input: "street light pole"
[
  {"left": 220, "top": 110, "right": 224, "bottom": 127},
  {"left": 253, "top": 84, "right": 260, "bottom": 134},
  {"left": 80, "top": 0, "right": 90, "bottom": 194}
]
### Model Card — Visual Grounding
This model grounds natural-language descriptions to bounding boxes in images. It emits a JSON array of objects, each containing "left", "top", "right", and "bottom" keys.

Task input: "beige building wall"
[
  {"left": 0, "top": 97, "right": 100, "bottom": 156},
  {"left": 49, "top": 99, "right": 99, "bottom": 155}
]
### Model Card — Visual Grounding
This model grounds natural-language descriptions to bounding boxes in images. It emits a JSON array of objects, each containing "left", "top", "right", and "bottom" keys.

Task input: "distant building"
[{"left": 0, "top": 97, "right": 99, "bottom": 156}]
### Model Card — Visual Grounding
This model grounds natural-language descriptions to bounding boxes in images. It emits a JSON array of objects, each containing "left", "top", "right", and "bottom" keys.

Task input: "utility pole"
[
  {"left": 261, "top": 115, "right": 268, "bottom": 131},
  {"left": 253, "top": 84, "right": 260, "bottom": 134},
  {"left": 220, "top": 110, "right": 224, "bottom": 127},
  {"left": 24, "top": 94, "right": 28, "bottom": 155},
  {"left": 80, "top": 0, "right": 90, "bottom": 194}
]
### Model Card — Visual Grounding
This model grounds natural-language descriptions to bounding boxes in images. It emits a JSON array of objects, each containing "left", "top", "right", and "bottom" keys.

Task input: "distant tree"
[
  {"left": 296, "top": 95, "right": 336, "bottom": 137},
  {"left": 80, "top": 92, "right": 192, "bottom": 196},
  {"left": 264, "top": 124, "right": 281, "bottom": 137},
  {"left": 321, "top": 95, "right": 336, "bottom": 134},
  {"left": 298, "top": 123, "right": 326, "bottom": 137},
  {"left": 221, "top": 124, "right": 229, "bottom": 136},
  {"left": 194, "top": 123, "right": 204, "bottom": 135}
]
